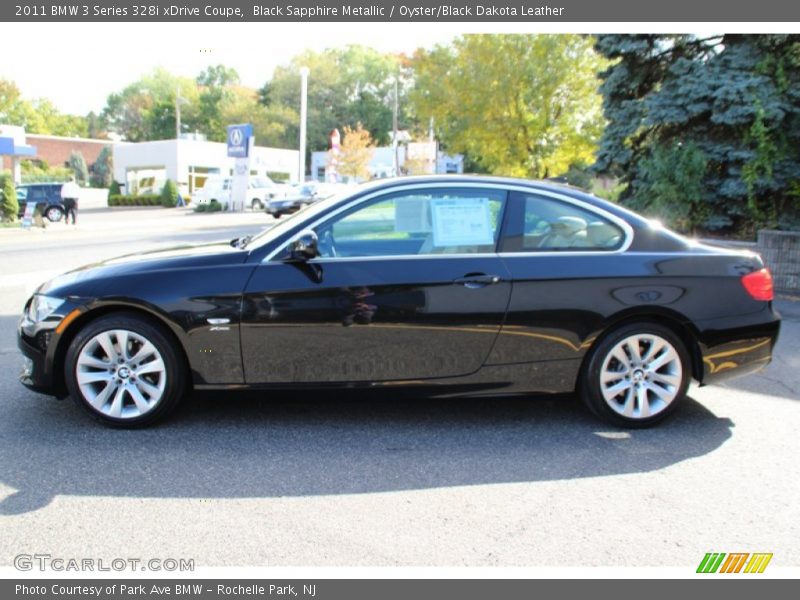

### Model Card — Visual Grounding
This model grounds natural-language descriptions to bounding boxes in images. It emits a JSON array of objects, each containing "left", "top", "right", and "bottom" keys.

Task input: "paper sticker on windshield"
[
  {"left": 395, "top": 196, "right": 431, "bottom": 233},
  {"left": 431, "top": 198, "right": 494, "bottom": 247}
]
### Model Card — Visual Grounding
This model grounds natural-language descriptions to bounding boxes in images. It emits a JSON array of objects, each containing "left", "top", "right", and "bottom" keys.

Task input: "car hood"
[{"left": 37, "top": 241, "right": 250, "bottom": 297}]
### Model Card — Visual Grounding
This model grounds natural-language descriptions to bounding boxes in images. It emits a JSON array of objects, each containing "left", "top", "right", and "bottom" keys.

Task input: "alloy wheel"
[
  {"left": 75, "top": 329, "right": 167, "bottom": 419},
  {"left": 599, "top": 333, "right": 682, "bottom": 420}
]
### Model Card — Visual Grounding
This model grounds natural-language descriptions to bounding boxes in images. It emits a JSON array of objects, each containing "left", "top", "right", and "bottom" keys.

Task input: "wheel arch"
[
  {"left": 51, "top": 302, "right": 192, "bottom": 397},
  {"left": 583, "top": 308, "right": 704, "bottom": 385}
]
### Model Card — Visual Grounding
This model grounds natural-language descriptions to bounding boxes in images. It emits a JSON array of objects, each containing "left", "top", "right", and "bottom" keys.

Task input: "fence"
[{"left": 757, "top": 230, "right": 800, "bottom": 294}]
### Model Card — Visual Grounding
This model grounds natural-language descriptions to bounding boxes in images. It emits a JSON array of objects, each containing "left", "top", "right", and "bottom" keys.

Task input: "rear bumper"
[{"left": 696, "top": 307, "right": 781, "bottom": 384}]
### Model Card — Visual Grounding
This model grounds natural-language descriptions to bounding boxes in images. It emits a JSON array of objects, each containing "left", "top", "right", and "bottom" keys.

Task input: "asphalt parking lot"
[{"left": 0, "top": 208, "right": 798, "bottom": 569}]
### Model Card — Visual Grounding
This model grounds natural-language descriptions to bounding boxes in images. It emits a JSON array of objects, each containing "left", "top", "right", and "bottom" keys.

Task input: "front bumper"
[
  {"left": 265, "top": 200, "right": 309, "bottom": 215},
  {"left": 17, "top": 299, "right": 86, "bottom": 398},
  {"left": 18, "top": 328, "right": 57, "bottom": 395}
]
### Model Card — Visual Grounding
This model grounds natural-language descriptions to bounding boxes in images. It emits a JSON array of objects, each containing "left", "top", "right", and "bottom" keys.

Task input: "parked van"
[
  {"left": 192, "top": 175, "right": 288, "bottom": 209},
  {"left": 192, "top": 175, "right": 231, "bottom": 206}
]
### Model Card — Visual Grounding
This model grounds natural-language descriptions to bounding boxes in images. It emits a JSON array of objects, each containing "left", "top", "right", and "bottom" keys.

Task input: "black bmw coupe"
[{"left": 18, "top": 176, "right": 780, "bottom": 427}]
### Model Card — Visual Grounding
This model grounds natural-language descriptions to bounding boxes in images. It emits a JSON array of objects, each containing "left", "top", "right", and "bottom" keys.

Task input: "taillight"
[{"left": 741, "top": 268, "right": 774, "bottom": 301}]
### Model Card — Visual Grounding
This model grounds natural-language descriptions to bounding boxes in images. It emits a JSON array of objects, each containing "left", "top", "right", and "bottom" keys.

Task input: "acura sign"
[{"left": 227, "top": 124, "right": 252, "bottom": 158}]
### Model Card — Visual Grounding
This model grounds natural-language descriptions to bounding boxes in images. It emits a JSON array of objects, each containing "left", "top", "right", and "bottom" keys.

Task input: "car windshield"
[
  {"left": 243, "top": 186, "right": 358, "bottom": 250},
  {"left": 251, "top": 178, "right": 274, "bottom": 188}
]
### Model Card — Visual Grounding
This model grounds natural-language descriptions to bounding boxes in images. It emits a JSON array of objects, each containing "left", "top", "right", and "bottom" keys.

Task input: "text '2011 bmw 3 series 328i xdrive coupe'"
[{"left": 18, "top": 176, "right": 780, "bottom": 427}]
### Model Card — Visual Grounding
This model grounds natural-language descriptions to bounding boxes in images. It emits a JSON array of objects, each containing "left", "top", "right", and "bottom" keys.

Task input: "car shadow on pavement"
[{"left": 0, "top": 384, "right": 734, "bottom": 515}]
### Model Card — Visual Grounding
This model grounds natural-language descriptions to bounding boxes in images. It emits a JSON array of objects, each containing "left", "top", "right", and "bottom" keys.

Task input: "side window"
[
  {"left": 502, "top": 193, "right": 625, "bottom": 252},
  {"left": 30, "top": 188, "right": 48, "bottom": 202},
  {"left": 314, "top": 188, "right": 506, "bottom": 258}
]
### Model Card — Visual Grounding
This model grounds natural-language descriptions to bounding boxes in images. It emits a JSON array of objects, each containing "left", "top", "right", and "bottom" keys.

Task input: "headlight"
[{"left": 27, "top": 294, "right": 65, "bottom": 323}]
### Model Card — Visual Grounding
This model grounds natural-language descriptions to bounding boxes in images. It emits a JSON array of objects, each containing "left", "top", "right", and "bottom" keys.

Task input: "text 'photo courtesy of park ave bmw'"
[{"left": 8, "top": 33, "right": 794, "bottom": 430}]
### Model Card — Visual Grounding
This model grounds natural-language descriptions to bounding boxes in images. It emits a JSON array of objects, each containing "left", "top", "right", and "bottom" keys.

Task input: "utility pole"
[
  {"left": 392, "top": 73, "right": 399, "bottom": 176},
  {"left": 299, "top": 66, "right": 310, "bottom": 183},
  {"left": 175, "top": 87, "right": 189, "bottom": 139}
]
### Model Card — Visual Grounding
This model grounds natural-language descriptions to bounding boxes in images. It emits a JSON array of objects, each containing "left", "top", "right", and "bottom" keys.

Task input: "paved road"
[{"left": 0, "top": 217, "right": 798, "bottom": 569}]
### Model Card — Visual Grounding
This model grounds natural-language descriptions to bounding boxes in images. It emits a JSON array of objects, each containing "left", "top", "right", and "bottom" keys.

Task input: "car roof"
[{"left": 349, "top": 175, "right": 652, "bottom": 229}]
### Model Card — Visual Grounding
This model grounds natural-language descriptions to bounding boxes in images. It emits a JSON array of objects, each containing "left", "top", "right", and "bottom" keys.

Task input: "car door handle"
[{"left": 454, "top": 273, "right": 502, "bottom": 289}]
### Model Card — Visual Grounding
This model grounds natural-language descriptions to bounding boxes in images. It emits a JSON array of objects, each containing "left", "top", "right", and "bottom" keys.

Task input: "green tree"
[
  {"left": 101, "top": 69, "right": 199, "bottom": 141},
  {"left": 89, "top": 146, "right": 113, "bottom": 188},
  {"left": 0, "top": 78, "right": 88, "bottom": 137},
  {"left": 262, "top": 46, "right": 412, "bottom": 154},
  {"left": 637, "top": 141, "right": 709, "bottom": 233},
  {"left": 218, "top": 86, "right": 297, "bottom": 148},
  {"left": 67, "top": 151, "right": 88, "bottom": 185},
  {"left": 594, "top": 34, "right": 800, "bottom": 233},
  {"left": 195, "top": 65, "right": 240, "bottom": 142},
  {"left": 0, "top": 173, "right": 18, "bottom": 222},
  {"left": 410, "top": 34, "right": 607, "bottom": 178}
]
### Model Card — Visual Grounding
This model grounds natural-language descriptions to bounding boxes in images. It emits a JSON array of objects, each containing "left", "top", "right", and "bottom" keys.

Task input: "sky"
[
  {"left": 1, "top": 22, "right": 775, "bottom": 117},
  {"left": 0, "top": 23, "right": 457, "bottom": 115}
]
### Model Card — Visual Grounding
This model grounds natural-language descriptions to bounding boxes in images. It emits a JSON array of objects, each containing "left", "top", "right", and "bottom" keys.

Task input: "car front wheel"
[
  {"left": 580, "top": 322, "right": 690, "bottom": 428},
  {"left": 64, "top": 313, "right": 187, "bottom": 427},
  {"left": 251, "top": 198, "right": 263, "bottom": 210},
  {"left": 46, "top": 206, "right": 64, "bottom": 222}
]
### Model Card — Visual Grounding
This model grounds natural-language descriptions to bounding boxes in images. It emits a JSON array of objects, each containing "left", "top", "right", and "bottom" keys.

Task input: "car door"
[
  {"left": 240, "top": 186, "right": 512, "bottom": 384},
  {"left": 487, "top": 189, "right": 632, "bottom": 367}
]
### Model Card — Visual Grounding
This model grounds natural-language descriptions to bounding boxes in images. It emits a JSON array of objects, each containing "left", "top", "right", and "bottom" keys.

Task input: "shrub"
[
  {"left": 160, "top": 180, "right": 179, "bottom": 208},
  {"left": 207, "top": 200, "right": 222, "bottom": 212},
  {"left": 109, "top": 181, "right": 122, "bottom": 197},
  {"left": 0, "top": 173, "right": 18, "bottom": 222},
  {"left": 194, "top": 203, "right": 207, "bottom": 213},
  {"left": 108, "top": 194, "right": 162, "bottom": 207}
]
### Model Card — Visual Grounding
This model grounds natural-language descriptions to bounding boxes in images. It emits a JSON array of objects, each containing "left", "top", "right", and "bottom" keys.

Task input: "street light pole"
[
  {"left": 299, "top": 66, "right": 310, "bottom": 183},
  {"left": 175, "top": 87, "right": 182, "bottom": 139}
]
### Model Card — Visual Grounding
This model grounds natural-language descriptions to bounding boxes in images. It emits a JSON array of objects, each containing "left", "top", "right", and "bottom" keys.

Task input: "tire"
[
  {"left": 579, "top": 322, "right": 690, "bottom": 428},
  {"left": 46, "top": 206, "right": 64, "bottom": 222},
  {"left": 64, "top": 312, "right": 187, "bottom": 427},
  {"left": 251, "top": 198, "right": 263, "bottom": 210}
]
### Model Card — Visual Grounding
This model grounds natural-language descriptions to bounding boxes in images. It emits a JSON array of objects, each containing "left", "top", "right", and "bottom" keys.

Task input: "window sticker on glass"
[
  {"left": 431, "top": 198, "right": 494, "bottom": 247},
  {"left": 394, "top": 196, "right": 431, "bottom": 233}
]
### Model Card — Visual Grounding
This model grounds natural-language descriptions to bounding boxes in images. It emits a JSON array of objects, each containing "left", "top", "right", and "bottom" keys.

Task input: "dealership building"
[
  {"left": 310, "top": 144, "right": 464, "bottom": 182},
  {"left": 113, "top": 136, "right": 300, "bottom": 196}
]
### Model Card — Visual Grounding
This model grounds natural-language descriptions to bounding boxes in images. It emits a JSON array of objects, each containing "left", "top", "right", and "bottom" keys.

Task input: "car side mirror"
[{"left": 288, "top": 230, "right": 319, "bottom": 261}]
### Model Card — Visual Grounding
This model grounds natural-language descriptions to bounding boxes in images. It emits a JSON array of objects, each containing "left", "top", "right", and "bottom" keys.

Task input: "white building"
[
  {"left": 113, "top": 137, "right": 300, "bottom": 196},
  {"left": 310, "top": 145, "right": 464, "bottom": 183}
]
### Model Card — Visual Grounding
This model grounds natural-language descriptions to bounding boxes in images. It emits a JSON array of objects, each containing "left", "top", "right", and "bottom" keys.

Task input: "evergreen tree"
[
  {"left": 89, "top": 147, "right": 113, "bottom": 188},
  {"left": 594, "top": 34, "right": 800, "bottom": 234},
  {"left": 0, "top": 173, "right": 18, "bottom": 222},
  {"left": 67, "top": 151, "right": 89, "bottom": 185}
]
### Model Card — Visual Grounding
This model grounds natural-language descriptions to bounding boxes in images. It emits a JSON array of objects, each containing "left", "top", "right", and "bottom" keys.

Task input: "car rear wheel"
[
  {"left": 46, "top": 206, "right": 64, "bottom": 222},
  {"left": 251, "top": 198, "right": 263, "bottom": 210},
  {"left": 580, "top": 322, "right": 690, "bottom": 428},
  {"left": 64, "top": 313, "right": 187, "bottom": 427}
]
